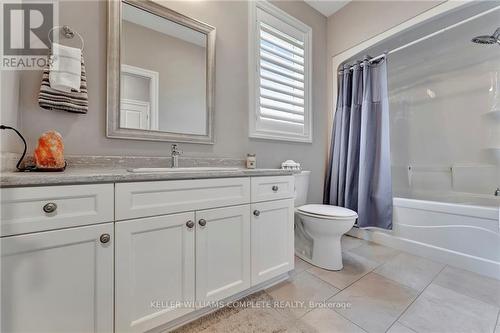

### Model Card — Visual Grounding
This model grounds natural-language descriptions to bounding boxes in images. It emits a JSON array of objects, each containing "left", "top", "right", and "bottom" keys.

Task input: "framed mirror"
[{"left": 107, "top": 0, "right": 215, "bottom": 144}]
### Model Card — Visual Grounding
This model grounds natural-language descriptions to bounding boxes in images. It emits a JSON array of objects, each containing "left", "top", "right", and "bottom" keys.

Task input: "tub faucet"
[
  {"left": 495, "top": 188, "right": 500, "bottom": 196},
  {"left": 171, "top": 144, "right": 182, "bottom": 168}
]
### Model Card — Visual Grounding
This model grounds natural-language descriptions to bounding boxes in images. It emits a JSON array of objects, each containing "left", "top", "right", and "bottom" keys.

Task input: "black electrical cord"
[{"left": 0, "top": 125, "right": 33, "bottom": 171}]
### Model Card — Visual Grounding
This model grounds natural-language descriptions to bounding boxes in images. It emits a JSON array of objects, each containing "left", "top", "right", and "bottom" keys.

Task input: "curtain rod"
[{"left": 341, "top": 4, "right": 500, "bottom": 73}]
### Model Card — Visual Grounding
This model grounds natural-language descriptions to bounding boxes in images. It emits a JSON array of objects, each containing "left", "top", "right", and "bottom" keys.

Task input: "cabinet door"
[
  {"left": 1, "top": 223, "right": 113, "bottom": 333},
  {"left": 251, "top": 199, "right": 294, "bottom": 285},
  {"left": 115, "top": 212, "right": 195, "bottom": 333},
  {"left": 196, "top": 205, "right": 251, "bottom": 303}
]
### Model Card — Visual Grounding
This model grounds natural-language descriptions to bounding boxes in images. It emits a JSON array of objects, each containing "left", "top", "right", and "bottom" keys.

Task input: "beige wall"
[
  {"left": 12, "top": 0, "right": 328, "bottom": 203},
  {"left": 327, "top": 1, "right": 442, "bottom": 57},
  {"left": 1, "top": 71, "right": 22, "bottom": 153}
]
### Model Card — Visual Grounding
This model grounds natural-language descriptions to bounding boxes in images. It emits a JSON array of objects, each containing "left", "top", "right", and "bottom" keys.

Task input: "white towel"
[{"left": 49, "top": 43, "right": 82, "bottom": 92}]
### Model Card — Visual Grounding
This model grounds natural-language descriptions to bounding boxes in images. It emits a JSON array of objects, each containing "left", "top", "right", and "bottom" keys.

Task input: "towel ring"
[{"left": 48, "top": 26, "right": 84, "bottom": 51}]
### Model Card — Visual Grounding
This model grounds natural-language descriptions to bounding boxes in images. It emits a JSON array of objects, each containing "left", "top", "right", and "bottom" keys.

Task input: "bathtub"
[{"left": 348, "top": 192, "right": 500, "bottom": 279}]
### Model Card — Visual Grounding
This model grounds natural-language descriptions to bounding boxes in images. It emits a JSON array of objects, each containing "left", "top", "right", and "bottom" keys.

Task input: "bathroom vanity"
[{"left": 0, "top": 169, "right": 295, "bottom": 333}]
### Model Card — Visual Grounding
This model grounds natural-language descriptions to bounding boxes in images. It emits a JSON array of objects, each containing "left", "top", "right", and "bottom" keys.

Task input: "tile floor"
[{"left": 174, "top": 236, "right": 500, "bottom": 333}]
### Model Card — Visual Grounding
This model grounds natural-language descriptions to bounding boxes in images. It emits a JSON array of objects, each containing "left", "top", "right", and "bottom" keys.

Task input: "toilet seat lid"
[{"left": 298, "top": 204, "right": 358, "bottom": 218}]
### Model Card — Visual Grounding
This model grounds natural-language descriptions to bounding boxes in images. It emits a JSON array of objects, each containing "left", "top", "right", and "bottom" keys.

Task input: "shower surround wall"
[{"left": 388, "top": 11, "right": 500, "bottom": 197}]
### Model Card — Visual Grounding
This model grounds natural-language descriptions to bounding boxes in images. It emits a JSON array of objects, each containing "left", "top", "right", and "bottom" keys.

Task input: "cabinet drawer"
[
  {"left": 1, "top": 184, "right": 114, "bottom": 237},
  {"left": 251, "top": 176, "right": 294, "bottom": 203},
  {"left": 115, "top": 178, "right": 250, "bottom": 220}
]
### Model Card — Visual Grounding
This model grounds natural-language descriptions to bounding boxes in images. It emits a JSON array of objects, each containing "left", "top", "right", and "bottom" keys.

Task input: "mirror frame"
[{"left": 107, "top": 0, "right": 216, "bottom": 144}]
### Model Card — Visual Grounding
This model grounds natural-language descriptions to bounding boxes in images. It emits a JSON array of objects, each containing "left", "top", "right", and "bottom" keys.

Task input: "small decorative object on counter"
[
  {"left": 246, "top": 153, "right": 256, "bottom": 169},
  {"left": 34, "top": 130, "right": 66, "bottom": 171},
  {"left": 281, "top": 160, "right": 301, "bottom": 171}
]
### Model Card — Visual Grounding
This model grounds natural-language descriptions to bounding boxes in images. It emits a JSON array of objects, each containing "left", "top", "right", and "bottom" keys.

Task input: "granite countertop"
[{"left": 0, "top": 167, "right": 295, "bottom": 187}]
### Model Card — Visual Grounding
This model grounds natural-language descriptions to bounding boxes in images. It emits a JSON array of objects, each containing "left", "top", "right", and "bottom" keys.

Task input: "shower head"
[{"left": 471, "top": 28, "right": 500, "bottom": 45}]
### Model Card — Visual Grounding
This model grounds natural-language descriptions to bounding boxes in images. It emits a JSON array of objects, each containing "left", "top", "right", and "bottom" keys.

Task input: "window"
[{"left": 249, "top": 1, "right": 312, "bottom": 142}]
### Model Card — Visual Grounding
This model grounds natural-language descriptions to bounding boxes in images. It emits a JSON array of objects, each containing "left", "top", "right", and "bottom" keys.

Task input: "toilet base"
[
  {"left": 294, "top": 209, "right": 357, "bottom": 272},
  {"left": 295, "top": 235, "right": 343, "bottom": 271},
  {"left": 311, "top": 235, "right": 343, "bottom": 270}
]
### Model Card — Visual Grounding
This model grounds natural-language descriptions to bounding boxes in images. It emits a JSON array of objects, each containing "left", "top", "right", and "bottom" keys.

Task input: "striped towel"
[{"left": 38, "top": 55, "right": 88, "bottom": 114}]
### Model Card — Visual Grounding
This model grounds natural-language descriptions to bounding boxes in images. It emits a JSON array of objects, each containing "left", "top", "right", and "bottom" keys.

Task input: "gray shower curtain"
[{"left": 324, "top": 57, "right": 393, "bottom": 229}]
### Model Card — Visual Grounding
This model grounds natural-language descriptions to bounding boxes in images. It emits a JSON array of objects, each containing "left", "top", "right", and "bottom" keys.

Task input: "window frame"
[{"left": 248, "top": 1, "right": 313, "bottom": 143}]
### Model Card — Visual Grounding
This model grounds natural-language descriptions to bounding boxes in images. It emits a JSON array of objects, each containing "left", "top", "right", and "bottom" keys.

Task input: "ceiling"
[{"left": 304, "top": 0, "right": 350, "bottom": 17}]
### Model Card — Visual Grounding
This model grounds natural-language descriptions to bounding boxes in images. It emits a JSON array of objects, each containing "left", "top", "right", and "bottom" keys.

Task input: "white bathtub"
[{"left": 348, "top": 192, "right": 500, "bottom": 279}]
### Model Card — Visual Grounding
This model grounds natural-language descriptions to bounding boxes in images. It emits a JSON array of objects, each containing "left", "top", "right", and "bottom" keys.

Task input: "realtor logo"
[{"left": 2, "top": 1, "right": 57, "bottom": 69}]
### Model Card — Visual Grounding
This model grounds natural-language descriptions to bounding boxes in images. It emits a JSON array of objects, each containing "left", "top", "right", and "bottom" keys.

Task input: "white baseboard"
[{"left": 347, "top": 228, "right": 500, "bottom": 280}]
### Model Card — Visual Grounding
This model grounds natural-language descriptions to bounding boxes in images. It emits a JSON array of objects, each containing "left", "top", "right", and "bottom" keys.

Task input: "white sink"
[{"left": 128, "top": 167, "right": 241, "bottom": 173}]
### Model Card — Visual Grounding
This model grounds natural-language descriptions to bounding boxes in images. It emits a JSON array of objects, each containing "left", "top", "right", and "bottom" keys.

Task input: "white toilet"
[{"left": 294, "top": 171, "right": 358, "bottom": 270}]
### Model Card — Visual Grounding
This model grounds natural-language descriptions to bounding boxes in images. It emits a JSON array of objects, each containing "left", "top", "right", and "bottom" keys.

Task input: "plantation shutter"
[{"left": 252, "top": 6, "right": 311, "bottom": 141}]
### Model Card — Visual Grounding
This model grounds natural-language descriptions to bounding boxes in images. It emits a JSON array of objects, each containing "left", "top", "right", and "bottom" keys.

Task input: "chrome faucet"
[
  {"left": 495, "top": 188, "right": 500, "bottom": 196},
  {"left": 171, "top": 144, "right": 182, "bottom": 168}
]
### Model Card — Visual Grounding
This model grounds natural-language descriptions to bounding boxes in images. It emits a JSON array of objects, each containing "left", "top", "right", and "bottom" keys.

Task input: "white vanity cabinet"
[
  {"left": 114, "top": 178, "right": 253, "bottom": 332},
  {"left": 115, "top": 204, "right": 253, "bottom": 333},
  {"left": 250, "top": 176, "right": 295, "bottom": 285},
  {"left": 0, "top": 184, "right": 115, "bottom": 333},
  {"left": 1, "top": 173, "right": 294, "bottom": 333},
  {"left": 115, "top": 212, "right": 196, "bottom": 333},
  {"left": 196, "top": 205, "right": 251, "bottom": 303},
  {"left": 251, "top": 199, "right": 294, "bottom": 285},
  {"left": 1, "top": 223, "right": 114, "bottom": 333}
]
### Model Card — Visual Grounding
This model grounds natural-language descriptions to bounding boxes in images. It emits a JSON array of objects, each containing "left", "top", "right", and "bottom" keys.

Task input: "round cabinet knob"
[
  {"left": 198, "top": 219, "right": 207, "bottom": 227},
  {"left": 186, "top": 220, "right": 195, "bottom": 229},
  {"left": 272, "top": 185, "right": 279, "bottom": 192},
  {"left": 43, "top": 202, "right": 57, "bottom": 213},
  {"left": 100, "top": 234, "right": 111, "bottom": 244},
  {"left": 253, "top": 210, "right": 260, "bottom": 216}
]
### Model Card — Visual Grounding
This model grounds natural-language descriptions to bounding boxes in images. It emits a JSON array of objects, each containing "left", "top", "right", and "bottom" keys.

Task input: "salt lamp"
[{"left": 34, "top": 130, "right": 65, "bottom": 170}]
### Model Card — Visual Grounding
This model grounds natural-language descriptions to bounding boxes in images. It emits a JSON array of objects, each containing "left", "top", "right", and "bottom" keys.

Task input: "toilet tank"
[{"left": 294, "top": 171, "right": 311, "bottom": 207}]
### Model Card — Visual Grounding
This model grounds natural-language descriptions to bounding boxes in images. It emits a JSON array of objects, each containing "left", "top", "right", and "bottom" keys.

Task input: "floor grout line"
[
  {"left": 290, "top": 244, "right": 500, "bottom": 333},
  {"left": 298, "top": 244, "right": 403, "bottom": 333},
  {"left": 330, "top": 308, "right": 370, "bottom": 333},
  {"left": 297, "top": 243, "right": 472, "bottom": 333},
  {"left": 394, "top": 321, "right": 418, "bottom": 333},
  {"left": 384, "top": 264, "right": 448, "bottom": 333},
  {"left": 427, "top": 266, "right": 500, "bottom": 312},
  {"left": 303, "top": 246, "right": 384, "bottom": 292},
  {"left": 292, "top": 253, "right": 497, "bottom": 333},
  {"left": 317, "top": 257, "right": 394, "bottom": 333},
  {"left": 263, "top": 269, "right": 343, "bottom": 324},
  {"left": 305, "top": 264, "right": 373, "bottom": 292},
  {"left": 273, "top": 253, "right": 376, "bottom": 332},
  {"left": 323, "top": 301, "right": 370, "bottom": 333}
]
